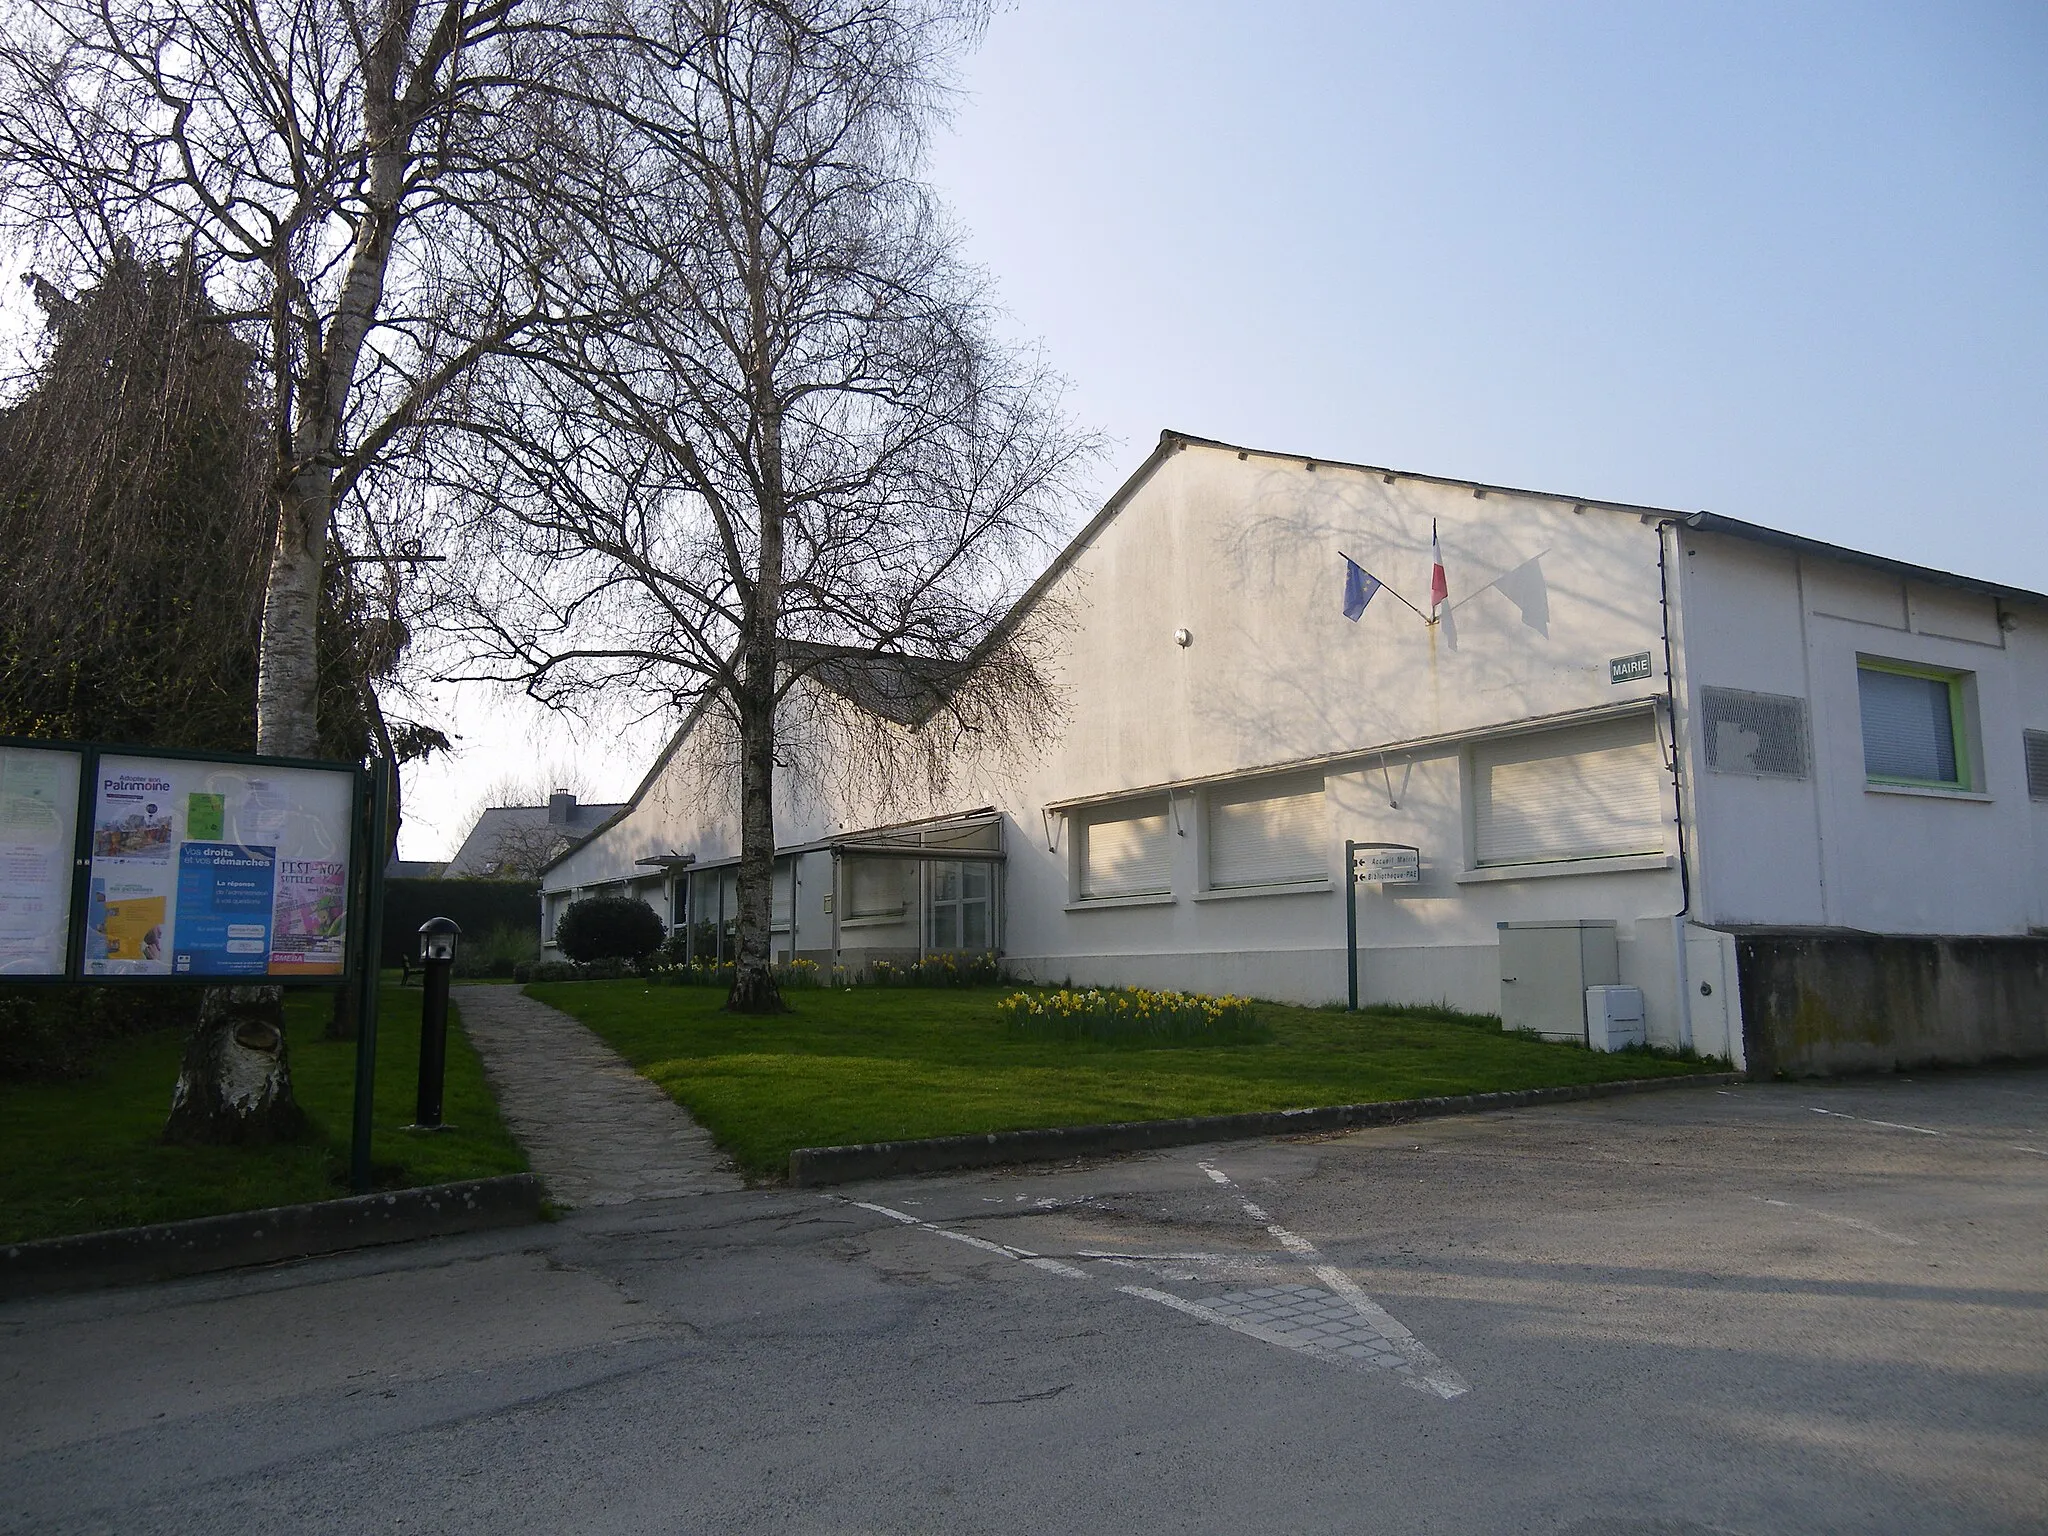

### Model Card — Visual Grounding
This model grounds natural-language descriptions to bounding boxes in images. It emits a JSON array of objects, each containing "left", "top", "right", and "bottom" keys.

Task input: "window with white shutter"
[
  {"left": 845, "top": 857, "right": 908, "bottom": 920},
  {"left": 1472, "top": 718, "right": 1667, "bottom": 867},
  {"left": 1079, "top": 801, "right": 1174, "bottom": 899},
  {"left": 1205, "top": 777, "right": 1327, "bottom": 889}
]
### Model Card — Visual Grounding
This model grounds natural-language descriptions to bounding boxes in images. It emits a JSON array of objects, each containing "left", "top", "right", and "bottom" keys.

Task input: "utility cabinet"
[{"left": 1498, "top": 920, "right": 1619, "bottom": 1042}]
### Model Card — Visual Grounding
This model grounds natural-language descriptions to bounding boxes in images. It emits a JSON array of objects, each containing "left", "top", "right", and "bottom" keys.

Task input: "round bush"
[{"left": 553, "top": 895, "right": 665, "bottom": 964}]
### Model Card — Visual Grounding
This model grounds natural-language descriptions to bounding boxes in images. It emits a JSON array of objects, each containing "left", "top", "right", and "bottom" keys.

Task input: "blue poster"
[{"left": 172, "top": 842, "right": 276, "bottom": 976}]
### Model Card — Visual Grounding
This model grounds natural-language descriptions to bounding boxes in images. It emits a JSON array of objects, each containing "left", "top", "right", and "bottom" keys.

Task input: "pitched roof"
[{"left": 448, "top": 799, "right": 625, "bottom": 878}]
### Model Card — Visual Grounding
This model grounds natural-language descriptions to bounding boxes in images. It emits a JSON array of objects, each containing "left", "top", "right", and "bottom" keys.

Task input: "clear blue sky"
[
  {"left": 928, "top": 0, "right": 2048, "bottom": 582},
  {"left": 401, "top": 0, "right": 2048, "bottom": 855}
]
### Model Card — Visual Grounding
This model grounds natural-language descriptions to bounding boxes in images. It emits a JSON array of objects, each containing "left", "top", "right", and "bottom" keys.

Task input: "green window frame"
[{"left": 1856, "top": 658, "right": 1971, "bottom": 791}]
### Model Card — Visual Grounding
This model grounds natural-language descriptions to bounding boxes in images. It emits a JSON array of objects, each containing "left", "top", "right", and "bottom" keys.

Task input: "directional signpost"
[{"left": 1345, "top": 840, "right": 1421, "bottom": 1011}]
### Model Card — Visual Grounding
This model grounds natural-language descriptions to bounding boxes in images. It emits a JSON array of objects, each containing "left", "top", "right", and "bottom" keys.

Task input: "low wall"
[{"left": 1737, "top": 934, "right": 2048, "bottom": 1076}]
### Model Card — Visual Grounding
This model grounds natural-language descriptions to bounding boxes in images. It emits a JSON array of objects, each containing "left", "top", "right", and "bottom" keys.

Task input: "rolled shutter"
[
  {"left": 1858, "top": 668, "right": 1958, "bottom": 783},
  {"left": 846, "top": 857, "right": 906, "bottom": 918},
  {"left": 1473, "top": 719, "right": 1666, "bottom": 866},
  {"left": 1206, "top": 778, "right": 1326, "bottom": 888},
  {"left": 1081, "top": 803, "right": 1173, "bottom": 898}
]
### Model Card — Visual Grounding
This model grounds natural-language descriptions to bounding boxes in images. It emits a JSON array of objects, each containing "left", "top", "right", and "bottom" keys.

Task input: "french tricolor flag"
[{"left": 1429, "top": 521, "right": 1448, "bottom": 615}]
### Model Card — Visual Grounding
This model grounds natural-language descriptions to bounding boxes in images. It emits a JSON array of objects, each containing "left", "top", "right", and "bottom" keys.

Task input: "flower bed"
[{"left": 996, "top": 986, "right": 1267, "bottom": 1046}]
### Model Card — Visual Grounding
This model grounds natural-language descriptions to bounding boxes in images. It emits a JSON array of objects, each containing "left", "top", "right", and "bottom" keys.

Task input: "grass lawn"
[
  {"left": 531, "top": 981, "right": 1718, "bottom": 1178},
  {"left": 0, "top": 982, "right": 526, "bottom": 1246}
]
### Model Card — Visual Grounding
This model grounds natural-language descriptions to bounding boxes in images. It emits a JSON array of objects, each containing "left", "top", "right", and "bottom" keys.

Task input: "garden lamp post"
[{"left": 413, "top": 917, "right": 461, "bottom": 1129}]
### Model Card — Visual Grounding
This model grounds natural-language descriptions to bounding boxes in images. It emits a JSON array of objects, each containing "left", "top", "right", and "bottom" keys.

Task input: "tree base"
[
  {"left": 162, "top": 985, "right": 308, "bottom": 1146},
  {"left": 723, "top": 969, "right": 789, "bottom": 1015}
]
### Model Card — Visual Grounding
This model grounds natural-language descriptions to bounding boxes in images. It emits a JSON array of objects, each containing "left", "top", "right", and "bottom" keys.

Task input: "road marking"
[
  {"left": 842, "top": 1185, "right": 1467, "bottom": 1398},
  {"left": 1809, "top": 1107, "right": 1942, "bottom": 1136},
  {"left": 1760, "top": 1197, "right": 1918, "bottom": 1246},
  {"left": 2010, "top": 1145, "right": 2047, "bottom": 1158},
  {"left": 850, "top": 1199, "right": 1091, "bottom": 1278},
  {"left": 1197, "top": 1161, "right": 1469, "bottom": 1398}
]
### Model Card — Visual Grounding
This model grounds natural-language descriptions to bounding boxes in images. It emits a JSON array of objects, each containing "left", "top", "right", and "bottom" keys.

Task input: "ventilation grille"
[
  {"left": 1701, "top": 687, "right": 1809, "bottom": 779},
  {"left": 2026, "top": 731, "right": 2048, "bottom": 801}
]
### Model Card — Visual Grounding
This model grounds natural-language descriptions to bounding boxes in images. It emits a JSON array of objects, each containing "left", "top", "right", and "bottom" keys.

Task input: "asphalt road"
[{"left": 3, "top": 1070, "right": 2044, "bottom": 1535}]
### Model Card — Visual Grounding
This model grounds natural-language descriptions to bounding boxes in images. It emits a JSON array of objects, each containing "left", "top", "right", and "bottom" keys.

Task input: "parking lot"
[{"left": 4, "top": 1069, "right": 2044, "bottom": 1534}]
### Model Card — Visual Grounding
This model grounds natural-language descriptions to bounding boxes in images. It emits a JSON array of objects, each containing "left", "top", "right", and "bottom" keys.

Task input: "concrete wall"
[{"left": 1737, "top": 933, "right": 2048, "bottom": 1075}]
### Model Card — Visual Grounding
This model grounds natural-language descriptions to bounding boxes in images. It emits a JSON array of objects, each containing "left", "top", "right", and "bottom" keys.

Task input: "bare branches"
[
  {"left": 0, "top": 0, "right": 625, "bottom": 756},
  {"left": 432, "top": 0, "right": 1097, "bottom": 1008}
]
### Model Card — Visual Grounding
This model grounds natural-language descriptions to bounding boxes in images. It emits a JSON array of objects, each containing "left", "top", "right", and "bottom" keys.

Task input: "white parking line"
[{"left": 1809, "top": 1107, "right": 1942, "bottom": 1136}]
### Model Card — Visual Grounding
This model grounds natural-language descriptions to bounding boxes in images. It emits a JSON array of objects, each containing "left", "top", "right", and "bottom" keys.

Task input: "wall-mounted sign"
[
  {"left": 0, "top": 745, "right": 85, "bottom": 976},
  {"left": 1609, "top": 651, "right": 1655, "bottom": 684},
  {"left": 82, "top": 752, "right": 356, "bottom": 980},
  {"left": 1350, "top": 844, "right": 1421, "bottom": 885}
]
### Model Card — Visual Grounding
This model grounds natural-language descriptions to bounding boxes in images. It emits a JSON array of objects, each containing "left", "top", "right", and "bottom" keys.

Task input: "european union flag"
[{"left": 1342, "top": 555, "right": 1380, "bottom": 622}]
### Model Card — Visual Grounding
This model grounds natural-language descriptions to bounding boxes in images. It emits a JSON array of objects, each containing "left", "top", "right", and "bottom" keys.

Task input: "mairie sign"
[{"left": 1350, "top": 844, "right": 1421, "bottom": 885}]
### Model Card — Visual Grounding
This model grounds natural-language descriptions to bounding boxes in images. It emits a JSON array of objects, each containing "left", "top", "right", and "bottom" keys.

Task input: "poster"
[
  {"left": 172, "top": 842, "right": 277, "bottom": 976},
  {"left": 0, "top": 746, "right": 82, "bottom": 975},
  {"left": 271, "top": 858, "right": 348, "bottom": 975},
  {"left": 85, "top": 753, "right": 355, "bottom": 979}
]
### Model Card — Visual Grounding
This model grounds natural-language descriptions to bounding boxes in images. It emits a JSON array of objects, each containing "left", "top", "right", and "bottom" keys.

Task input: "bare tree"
[
  {"left": 437, "top": 0, "right": 1097, "bottom": 1011},
  {"left": 0, "top": 0, "right": 607, "bottom": 1137}
]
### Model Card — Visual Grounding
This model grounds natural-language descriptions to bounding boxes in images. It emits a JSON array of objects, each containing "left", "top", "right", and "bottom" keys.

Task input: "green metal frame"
[{"left": 1857, "top": 659, "right": 1972, "bottom": 791}]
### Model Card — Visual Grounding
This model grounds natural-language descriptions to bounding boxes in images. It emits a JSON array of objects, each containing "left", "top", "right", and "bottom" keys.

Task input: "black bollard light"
[{"left": 413, "top": 917, "right": 461, "bottom": 1129}]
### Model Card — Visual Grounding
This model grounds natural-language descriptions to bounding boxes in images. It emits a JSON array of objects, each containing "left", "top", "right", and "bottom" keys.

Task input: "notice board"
[{"left": 0, "top": 738, "right": 364, "bottom": 983}]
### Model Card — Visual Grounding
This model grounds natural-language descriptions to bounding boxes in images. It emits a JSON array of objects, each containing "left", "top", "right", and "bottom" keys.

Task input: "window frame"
[{"left": 1856, "top": 657, "right": 1973, "bottom": 793}]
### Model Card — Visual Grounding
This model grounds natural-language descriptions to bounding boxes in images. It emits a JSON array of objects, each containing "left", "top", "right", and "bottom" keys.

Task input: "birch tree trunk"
[{"left": 166, "top": 0, "right": 413, "bottom": 1141}]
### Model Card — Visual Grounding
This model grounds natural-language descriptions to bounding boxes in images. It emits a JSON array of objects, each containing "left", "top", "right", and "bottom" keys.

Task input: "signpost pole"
[
  {"left": 1344, "top": 840, "right": 1358, "bottom": 1013},
  {"left": 349, "top": 761, "right": 389, "bottom": 1195}
]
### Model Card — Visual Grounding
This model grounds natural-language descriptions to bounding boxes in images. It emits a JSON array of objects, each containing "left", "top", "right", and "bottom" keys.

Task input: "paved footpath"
[{"left": 451, "top": 984, "right": 743, "bottom": 1205}]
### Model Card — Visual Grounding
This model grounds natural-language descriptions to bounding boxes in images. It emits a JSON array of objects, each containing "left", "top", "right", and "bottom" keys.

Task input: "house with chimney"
[{"left": 446, "top": 789, "right": 625, "bottom": 880}]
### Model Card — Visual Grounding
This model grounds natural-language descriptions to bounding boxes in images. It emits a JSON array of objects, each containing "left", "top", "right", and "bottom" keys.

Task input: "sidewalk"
[{"left": 451, "top": 985, "right": 743, "bottom": 1206}]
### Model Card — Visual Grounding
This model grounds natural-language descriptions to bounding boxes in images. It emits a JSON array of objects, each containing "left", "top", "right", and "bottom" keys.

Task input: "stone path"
[{"left": 451, "top": 985, "right": 743, "bottom": 1206}]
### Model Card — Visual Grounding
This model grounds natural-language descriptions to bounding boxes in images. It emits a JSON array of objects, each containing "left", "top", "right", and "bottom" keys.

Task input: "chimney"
[{"left": 547, "top": 789, "right": 576, "bottom": 826}]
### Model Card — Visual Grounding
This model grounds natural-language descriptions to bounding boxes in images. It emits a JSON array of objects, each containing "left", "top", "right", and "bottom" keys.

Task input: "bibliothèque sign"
[{"left": 0, "top": 738, "right": 367, "bottom": 983}]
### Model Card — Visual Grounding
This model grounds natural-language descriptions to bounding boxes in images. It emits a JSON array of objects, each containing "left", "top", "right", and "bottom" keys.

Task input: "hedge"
[{"left": 379, "top": 878, "right": 540, "bottom": 965}]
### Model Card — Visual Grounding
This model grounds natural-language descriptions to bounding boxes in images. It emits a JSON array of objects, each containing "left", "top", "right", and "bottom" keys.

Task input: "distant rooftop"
[{"left": 443, "top": 791, "right": 627, "bottom": 879}]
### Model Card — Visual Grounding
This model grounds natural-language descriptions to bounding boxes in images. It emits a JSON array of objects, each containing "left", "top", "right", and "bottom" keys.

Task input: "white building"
[{"left": 542, "top": 432, "right": 2048, "bottom": 1074}]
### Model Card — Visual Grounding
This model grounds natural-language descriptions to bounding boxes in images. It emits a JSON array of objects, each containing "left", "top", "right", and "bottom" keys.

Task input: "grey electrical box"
[{"left": 1498, "top": 920, "right": 1620, "bottom": 1042}]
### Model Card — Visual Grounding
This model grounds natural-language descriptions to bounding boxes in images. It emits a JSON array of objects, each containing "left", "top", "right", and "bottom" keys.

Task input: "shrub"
[
  {"left": 870, "top": 952, "right": 1006, "bottom": 988},
  {"left": 0, "top": 985, "right": 198, "bottom": 1082},
  {"left": 643, "top": 957, "right": 825, "bottom": 989},
  {"left": 453, "top": 921, "right": 540, "bottom": 979},
  {"left": 996, "top": 986, "right": 1267, "bottom": 1046},
  {"left": 553, "top": 896, "right": 665, "bottom": 965}
]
